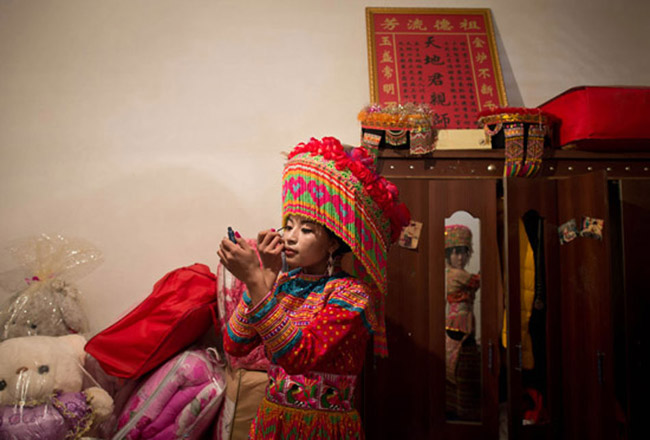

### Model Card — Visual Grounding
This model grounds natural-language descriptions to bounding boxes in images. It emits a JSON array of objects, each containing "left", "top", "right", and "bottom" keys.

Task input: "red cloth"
[
  {"left": 85, "top": 263, "right": 218, "bottom": 379},
  {"left": 539, "top": 86, "right": 650, "bottom": 151}
]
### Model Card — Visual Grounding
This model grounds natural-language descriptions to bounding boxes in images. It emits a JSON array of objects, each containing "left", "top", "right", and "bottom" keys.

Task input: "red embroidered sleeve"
[
  {"left": 246, "top": 279, "right": 374, "bottom": 375},
  {"left": 223, "top": 291, "right": 265, "bottom": 358}
]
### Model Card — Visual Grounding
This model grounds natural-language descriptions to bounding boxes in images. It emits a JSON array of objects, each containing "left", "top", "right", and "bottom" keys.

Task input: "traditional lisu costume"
[
  {"left": 223, "top": 137, "right": 410, "bottom": 439},
  {"left": 444, "top": 224, "right": 481, "bottom": 420}
]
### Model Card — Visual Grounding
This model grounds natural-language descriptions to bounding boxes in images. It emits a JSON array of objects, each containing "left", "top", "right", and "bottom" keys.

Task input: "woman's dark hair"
[
  {"left": 326, "top": 229, "right": 351, "bottom": 257},
  {"left": 445, "top": 245, "right": 470, "bottom": 263}
]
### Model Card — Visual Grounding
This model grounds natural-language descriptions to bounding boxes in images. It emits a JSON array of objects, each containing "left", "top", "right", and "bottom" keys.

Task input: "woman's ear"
[{"left": 328, "top": 237, "right": 341, "bottom": 255}]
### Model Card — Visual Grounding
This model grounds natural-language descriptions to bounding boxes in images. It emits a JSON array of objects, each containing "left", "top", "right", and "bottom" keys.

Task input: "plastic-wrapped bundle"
[
  {"left": 0, "top": 391, "right": 96, "bottom": 439},
  {"left": 0, "top": 234, "right": 102, "bottom": 340},
  {"left": 113, "top": 348, "right": 226, "bottom": 440}
]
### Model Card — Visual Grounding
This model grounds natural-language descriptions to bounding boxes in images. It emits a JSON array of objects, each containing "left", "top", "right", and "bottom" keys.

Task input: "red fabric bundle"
[
  {"left": 85, "top": 263, "right": 218, "bottom": 379},
  {"left": 539, "top": 86, "right": 650, "bottom": 151}
]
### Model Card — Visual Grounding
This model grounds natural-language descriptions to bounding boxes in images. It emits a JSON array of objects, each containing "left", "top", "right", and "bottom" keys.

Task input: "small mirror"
[{"left": 445, "top": 211, "right": 482, "bottom": 422}]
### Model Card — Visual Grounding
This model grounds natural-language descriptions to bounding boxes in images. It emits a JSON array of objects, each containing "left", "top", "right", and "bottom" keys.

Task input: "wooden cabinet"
[
  {"left": 363, "top": 179, "right": 500, "bottom": 440},
  {"left": 361, "top": 150, "right": 649, "bottom": 440}
]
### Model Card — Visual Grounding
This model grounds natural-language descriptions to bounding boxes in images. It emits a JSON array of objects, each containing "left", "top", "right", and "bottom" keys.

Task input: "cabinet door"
[
  {"left": 429, "top": 180, "right": 500, "bottom": 440},
  {"left": 556, "top": 172, "right": 615, "bottom": 440},
  {"left": 612, "top": 179, "right": 650, "bottom": 440},
  {"left": 504, "top": 177, "right": 562, "bottom": 439},
  {"left": 363, "top": 179, "right": 499, "bottom": 440},
  {"left": 363, "top": 178, "right": 433, "bottom": 440}
]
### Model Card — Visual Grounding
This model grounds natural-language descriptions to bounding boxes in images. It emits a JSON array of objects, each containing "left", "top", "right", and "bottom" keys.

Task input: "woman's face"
[
  {"left": 448, "top": 246, "right": 470, "bottom": 269},
  {"left": 282, "top": 215, "right": 339, "bottom": 274}
]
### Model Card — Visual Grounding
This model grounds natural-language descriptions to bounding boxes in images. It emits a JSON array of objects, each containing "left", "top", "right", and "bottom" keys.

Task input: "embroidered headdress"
[
  {"left": 445, "top": 224, "right": 473, "bottom": 252},
  {"left": 282, "top": 136, "right": 411, "bottom": 356},
  {"left": 477, "top": 107, "right": 556, "bottom": 178}
]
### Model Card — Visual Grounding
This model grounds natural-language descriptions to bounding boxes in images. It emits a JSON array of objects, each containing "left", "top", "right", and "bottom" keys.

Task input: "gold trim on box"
[{"left": 478, "top": 113, "right": 552, "bottom": 125}]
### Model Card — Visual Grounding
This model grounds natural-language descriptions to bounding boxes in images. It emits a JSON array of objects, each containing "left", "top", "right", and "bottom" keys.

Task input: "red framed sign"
[{"left": 366, "top": 8, "right": 508, "bottom": 129}]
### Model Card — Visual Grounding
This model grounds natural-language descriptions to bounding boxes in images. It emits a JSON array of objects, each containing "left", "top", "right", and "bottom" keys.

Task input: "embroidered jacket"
[
  {"left": 224, "top": 269, "right": 378, "bottom": 439},
  {"left": 224, "top": 269, "right": 377, "bottom": 376},
  {"left": 445, "top": 267, "right": 480, "bottom": 335}
]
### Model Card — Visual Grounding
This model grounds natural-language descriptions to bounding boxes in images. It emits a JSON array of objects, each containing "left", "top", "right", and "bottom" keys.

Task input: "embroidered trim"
[
  {"left": 251, "top": 398, "right": 363, "bottom": 439},
  {"left": 266, "top": 364, "right": 358, "bottom": 412},
  {"left": 503, "top": 123, "right": 525, "bottom": 177},
  {"left": 521, "top": 125, "right": 545, "bottom": 177},
  {"left": 52, "top": 392, "right": 94, "bottom": 440},
  {"left": 385, "top": 129, "right": 408, "bottom": 147}
]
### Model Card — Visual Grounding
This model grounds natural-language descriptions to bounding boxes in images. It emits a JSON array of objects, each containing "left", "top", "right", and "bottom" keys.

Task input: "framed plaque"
[{"left": 366, "top": 8, "right": 508, "bottom": 129}]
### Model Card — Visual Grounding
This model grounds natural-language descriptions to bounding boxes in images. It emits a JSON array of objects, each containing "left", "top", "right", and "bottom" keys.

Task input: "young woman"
[
  {"left": 444, "top": 224, "right": 481, "bottom": 420},
  {"left": 217, "top": 137, "right": 409, "bottom": 439}
]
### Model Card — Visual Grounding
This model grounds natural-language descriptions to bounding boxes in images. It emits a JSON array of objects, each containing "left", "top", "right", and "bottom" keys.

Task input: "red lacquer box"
[{"left": 539, "top": 86, "right": 650, "bottom": 151}]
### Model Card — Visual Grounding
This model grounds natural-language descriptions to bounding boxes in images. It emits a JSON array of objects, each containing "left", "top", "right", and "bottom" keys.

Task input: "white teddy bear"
[{"left": 0, "top": 334, "right": 113, "bottom": 439}]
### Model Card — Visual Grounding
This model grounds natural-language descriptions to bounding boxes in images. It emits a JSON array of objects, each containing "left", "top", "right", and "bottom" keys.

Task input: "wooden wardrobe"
[{"left": 361, "top": 149, "right": 649, "bottom": 440}]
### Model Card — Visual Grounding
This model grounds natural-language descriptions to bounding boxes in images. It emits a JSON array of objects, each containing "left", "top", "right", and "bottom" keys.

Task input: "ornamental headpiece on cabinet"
[
  {"left": 358, "top": 103, "right": 438, "bottom": 156},
  {"left": 478, "top": 107, "right": 557, "bottom": 177}
]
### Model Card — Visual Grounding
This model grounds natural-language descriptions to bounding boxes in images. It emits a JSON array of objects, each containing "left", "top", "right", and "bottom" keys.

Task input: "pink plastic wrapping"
[
  {"left": 0, "top": 234, "right": 102, "bottom": 340},
  {"left": 114, "top": 348, "right": 226, "bottom": 440}
]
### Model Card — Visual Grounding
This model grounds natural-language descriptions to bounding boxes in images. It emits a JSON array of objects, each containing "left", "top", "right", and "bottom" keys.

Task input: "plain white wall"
[{"left": 1, "top": 0, "right": 649, "bottom": 334}]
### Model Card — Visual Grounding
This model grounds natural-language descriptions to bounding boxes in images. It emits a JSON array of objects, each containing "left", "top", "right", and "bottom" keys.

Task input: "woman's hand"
[
  {"left": 218, "top": 236, "right": 267, "bottom": 304},
  {"left": 257, "top": 229, "right": 284, "bottom": 289}
]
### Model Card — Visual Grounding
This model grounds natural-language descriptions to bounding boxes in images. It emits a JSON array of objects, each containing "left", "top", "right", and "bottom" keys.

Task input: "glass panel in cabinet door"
[
  {"left": 444, "top": 211, "right": 482, "bottom": 422},
  {"left": 429, "top": 179, "right": 500, "bottom": 440}
]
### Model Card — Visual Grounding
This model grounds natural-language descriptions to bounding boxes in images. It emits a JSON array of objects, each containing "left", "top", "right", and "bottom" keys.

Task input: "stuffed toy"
[
  {"left": 0, "top": 233, "right": 99, "bottom": 341},
  {"left": 0, "top": 279, "right": 89, "bottom": 341},
  {"left": 0, "top": 334, "right": 114, "bottom": 439}
]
